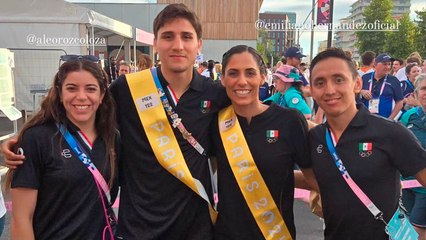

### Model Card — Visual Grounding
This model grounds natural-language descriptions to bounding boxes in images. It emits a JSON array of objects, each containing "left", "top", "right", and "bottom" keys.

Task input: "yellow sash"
[
  {"left": 218, "top": 106, "right": 292, "bottom": 240},
  {"left": 126, "top": 69, "right": 217, "bottom": 223}
]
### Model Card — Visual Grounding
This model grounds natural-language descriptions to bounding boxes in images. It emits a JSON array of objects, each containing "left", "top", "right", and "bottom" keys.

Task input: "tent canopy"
[{"left": 0, "top": 0, "right": 132, "bottom": 39}]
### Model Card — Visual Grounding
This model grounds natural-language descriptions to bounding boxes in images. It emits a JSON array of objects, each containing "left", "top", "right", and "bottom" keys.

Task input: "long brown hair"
[{"left": 7, "top": 60, "right": 117, "bottom": 188}]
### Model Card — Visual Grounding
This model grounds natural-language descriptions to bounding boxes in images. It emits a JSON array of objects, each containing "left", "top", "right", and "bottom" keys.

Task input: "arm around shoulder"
[{"left": 1, "top": 137, "right": 25, "bottom": 169}]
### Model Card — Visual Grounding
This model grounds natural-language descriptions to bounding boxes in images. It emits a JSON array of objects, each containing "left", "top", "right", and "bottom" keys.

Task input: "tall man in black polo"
[
  {"left": 309, "top": 48, "right": 426, "bottom": 240},
  {"left": 1, "top": 3, "right": 229, "bottom": 240},
  {"left": 110, "top": 4, "right": 229, "bottom": 239}
]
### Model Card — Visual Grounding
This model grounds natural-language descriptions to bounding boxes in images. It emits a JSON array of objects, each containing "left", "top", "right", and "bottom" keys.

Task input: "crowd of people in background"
[{"left": 0, "top": 2, "right": 425, "bottom": 240}]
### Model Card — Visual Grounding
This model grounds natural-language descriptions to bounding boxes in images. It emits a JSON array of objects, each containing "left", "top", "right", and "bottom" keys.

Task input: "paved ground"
[{"left": 0, "top": 199, "right": 323, "bottom": 239}]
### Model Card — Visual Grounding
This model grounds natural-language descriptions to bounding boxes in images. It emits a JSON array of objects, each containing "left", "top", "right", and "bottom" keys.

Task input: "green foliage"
[
  {"left": 256, "top": 29, "right": 276, "bottom": 66},
  {"left": 414, "top": 11, "right": 426, "bottom": 58},
  {"left": 384, "top": 14, "right": 415, "bottom": 58},
  {"left": 356, "top": 0, "right": 393, "bottom": 53}
]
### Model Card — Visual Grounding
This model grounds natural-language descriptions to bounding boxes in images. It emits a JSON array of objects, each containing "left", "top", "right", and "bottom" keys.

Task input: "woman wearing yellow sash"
[{"left": 213, "top": 45, "right": 318, "bottom": 240}]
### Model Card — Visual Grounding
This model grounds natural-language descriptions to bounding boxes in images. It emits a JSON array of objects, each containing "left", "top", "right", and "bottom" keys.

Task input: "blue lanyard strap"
[
  {"left": 278, "top": 94, "right": 287, "bottom": 107},
  {"left": 58, "top": 124, "right": 111, "bottom": 202},
  {"left": 325, "top": 128, "right": 383, "bottom": 220},
  {"left": 325, "top": 128, "right": 348, "bottom": 176},
  {"left": 406, "top": 80, "right": 415, "bottom": 90}
]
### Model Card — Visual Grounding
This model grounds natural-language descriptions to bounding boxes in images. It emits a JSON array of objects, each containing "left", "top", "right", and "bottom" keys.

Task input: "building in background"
[
  {"left": 69, "top": 0, "right": 263, "bottom": 62},
  {"left": 317, "top": 40, "right": 328, "bottom": 54},
  {"left": 334, "top": 0, "right": 410, "bottom": 60},
  {"left": 259, "top": 11, "right": 297, "bottom": 57}
]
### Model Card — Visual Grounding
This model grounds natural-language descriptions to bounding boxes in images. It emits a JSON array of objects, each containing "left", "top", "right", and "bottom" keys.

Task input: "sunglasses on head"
[{"left": 60, "top": 55, "right": 99, "bottom": 63}]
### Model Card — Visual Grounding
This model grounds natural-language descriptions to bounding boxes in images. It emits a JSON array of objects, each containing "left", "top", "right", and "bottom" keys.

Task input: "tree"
[
  {"left": 414, "top": 11, "right": 426, "bottom": 58},
  {"left": 384, "top": 14, "right": 415, "bottom": 59},
  {"left": 356, "top": 0, "right": 393, "bottom": 54},
  {"left": 257, "top": 29, "right": 275, "bottom": 66}
]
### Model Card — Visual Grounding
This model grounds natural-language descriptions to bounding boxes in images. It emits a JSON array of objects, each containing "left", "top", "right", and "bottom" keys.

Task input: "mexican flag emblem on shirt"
[
  {"left": 200, "top": 100, "right": 211, "bottom": 113},
  {"left": 266, "top": 130, "right": 279, "bottom": 138},
  {"left": 359, "top": 142, "right": 372, "bottom": 151},
  {"left": 201, "top": 100, "right": 211, "bottom": 108}
]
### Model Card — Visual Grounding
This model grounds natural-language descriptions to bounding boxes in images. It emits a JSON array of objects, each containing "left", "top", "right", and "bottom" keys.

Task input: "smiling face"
[
  {"left": 153, "top": 18, "right": 202, "bottom": 75},
  {"left": 221, "top": 51, "right": 265, "bottom": 109},
  {"left": 392, "top": 60, "right": 401, "bottom": 72},
  {"left": 310, "top": 57, "right": 361, "bottom": 118},
  {"left": 61, "top": 70, "right": 104, "bottom": 129},
  {"left": 374, "top": 61, "right": 391, "bottom": 78}
]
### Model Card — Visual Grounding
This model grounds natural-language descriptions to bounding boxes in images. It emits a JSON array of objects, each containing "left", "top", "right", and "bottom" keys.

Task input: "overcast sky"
[{"left": 260, "top": 0, "right": 426, "bottom": 58}]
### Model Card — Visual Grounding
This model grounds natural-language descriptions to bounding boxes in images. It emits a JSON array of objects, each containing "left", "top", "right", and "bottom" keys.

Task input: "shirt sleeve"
[
  {"left": 213, "top": 81, "right": 231, "bottom": 109},
  {"left": 389, "top": 122, "right": 426, "bottom": 177},
  {"left": 288, "top": 110, "right": 311, "bottom": 169},
  {"left": 361, "top": 74, "right": 371, "bottom": 91},
  {"left": 11, "top": 128, "right": 44, "bottom": 189},
  {"left": 400, "top": 108, "right": 417, "bottom": 126},
  {"left": 390, "top": 77, "right": 404, "bottom": 102}
]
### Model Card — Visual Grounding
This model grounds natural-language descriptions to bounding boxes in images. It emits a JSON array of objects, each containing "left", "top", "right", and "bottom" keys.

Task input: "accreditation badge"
[
  {"left": 385, "top": 208, "right": 418, "bottom": 240},
  {"left": 368, "top": 98, "right": 380, "bottom": 114}
]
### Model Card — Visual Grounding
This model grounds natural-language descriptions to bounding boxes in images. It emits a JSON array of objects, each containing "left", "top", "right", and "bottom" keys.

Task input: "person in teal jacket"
[
  {"left": 400, "top": 73, "right": 426, "bottom": 239},
  {"left": 264, "top": 64, "right": 312, "bottom": 119}
]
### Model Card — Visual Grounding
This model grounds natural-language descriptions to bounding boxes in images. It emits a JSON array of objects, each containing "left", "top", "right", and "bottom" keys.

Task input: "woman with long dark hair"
[{"left": 8, "top": 56, "right": 118, "bottom": 240}]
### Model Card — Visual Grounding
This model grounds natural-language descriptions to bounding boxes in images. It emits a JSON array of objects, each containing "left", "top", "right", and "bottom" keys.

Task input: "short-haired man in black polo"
[
  {"left": 309, "top": 48, "right": 426, "bottom": 240},
  {"left": 109, "top": 4, "right": 229, "bottom": 239}
]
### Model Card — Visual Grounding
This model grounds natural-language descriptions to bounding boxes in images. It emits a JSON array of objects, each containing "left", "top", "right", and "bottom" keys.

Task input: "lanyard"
[
  {"left": 153, "top": 70, "right": 218, "bottom": 206},
  {"left": 369, "top": 72, "right": 388, "bottom": 98},
  {"left": 167, "top": 85, "right": 179, "bottom": 106},
  {"left": 278, "top": 94, "right": 287, "bottom": 108},
  {"left": 58, "top": 124, "right": 111, "bottom": 202},
  {"left": 325, "top": 128, "right": 383, "bottom": 219},
  {"left": 405, "top": 80, "right": 415, "bottom": 92},
  {"left": 151, "top": 69, "right": 206, "bottom": 156}
]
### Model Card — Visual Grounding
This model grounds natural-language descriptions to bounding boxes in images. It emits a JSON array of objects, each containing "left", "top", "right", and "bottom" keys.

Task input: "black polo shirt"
[
  {"left": 213, "top": 104, "right": 311, "bottom": 240},
  {"left": 110, "top": 67, "right": 230, "bottom": 239},
  {"left": 11, "top": 120, "right": 117, "bottom": 240},
  {"left": 309, "top": 104, "right": 426, "bottom": 240}
]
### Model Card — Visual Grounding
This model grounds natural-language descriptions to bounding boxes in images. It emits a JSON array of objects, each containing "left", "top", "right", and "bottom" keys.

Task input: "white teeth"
[
  {"left": 235, "top": 90, "right": 251, "bottom": 95},
  {"left": 75, "top": 105, "right": 89, "bottom": 110}
]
